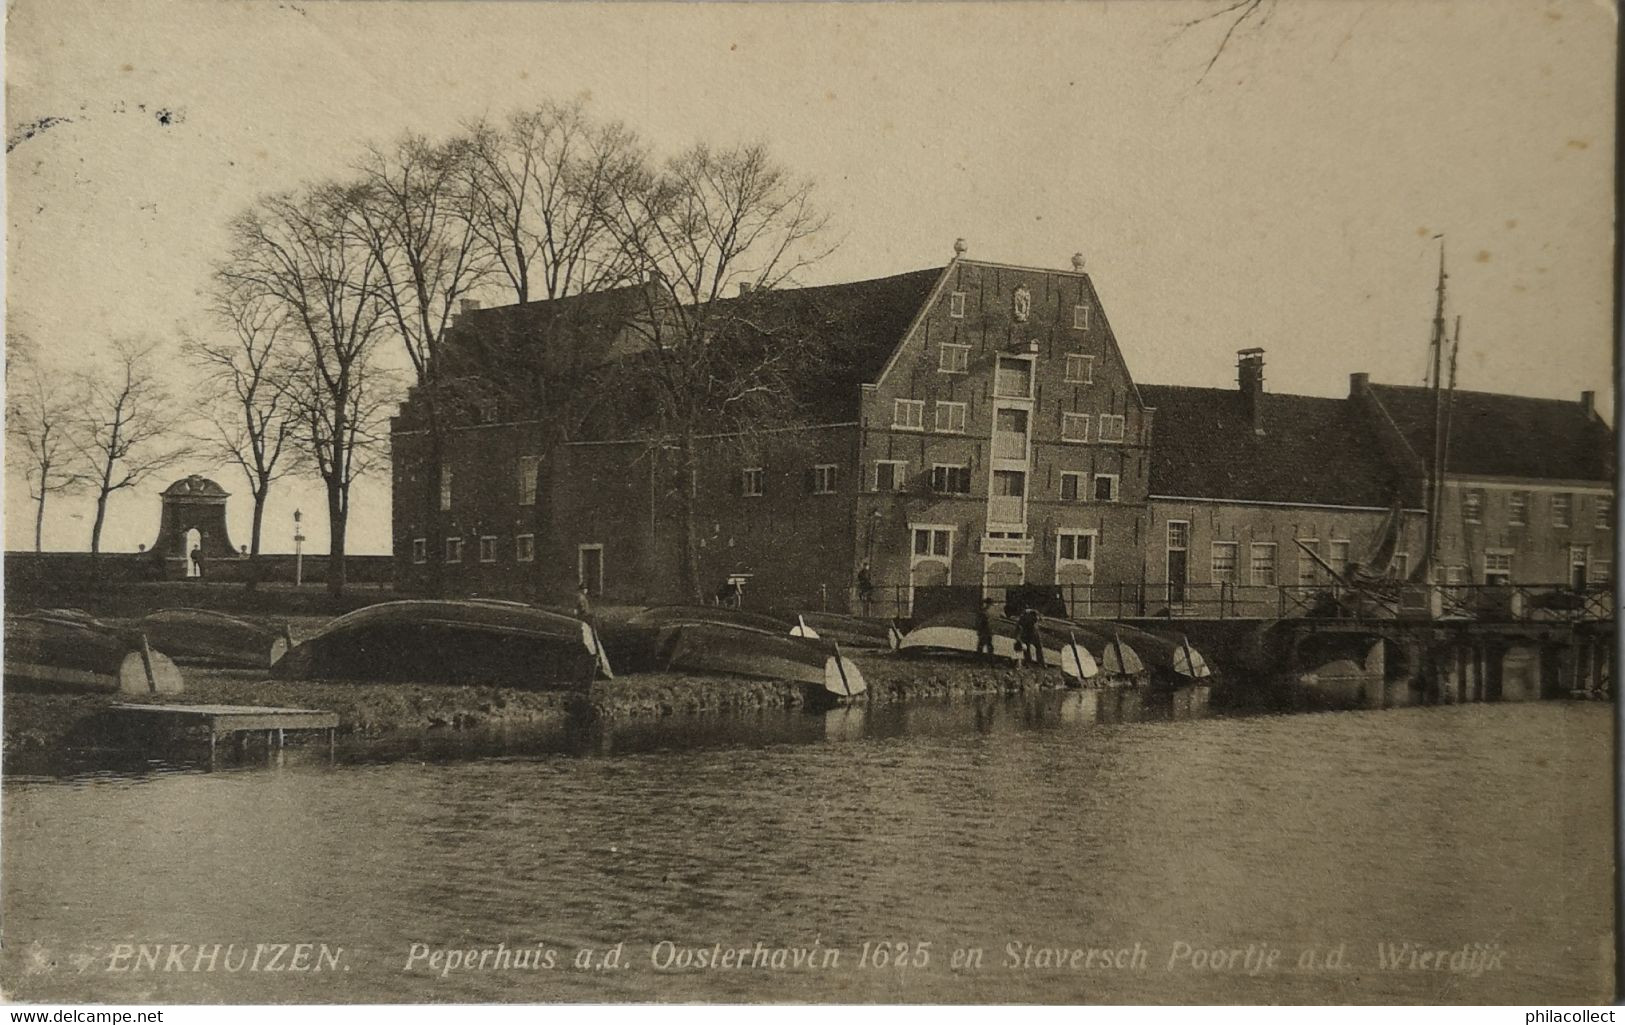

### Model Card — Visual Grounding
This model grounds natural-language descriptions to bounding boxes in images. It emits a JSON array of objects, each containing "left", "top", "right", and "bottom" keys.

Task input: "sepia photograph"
[{"left": 1, "top": 0, "right": 1617, "bottom": 1009}]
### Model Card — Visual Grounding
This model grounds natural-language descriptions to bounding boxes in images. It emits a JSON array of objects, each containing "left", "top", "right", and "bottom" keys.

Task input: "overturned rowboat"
[
  {"left": 272, "top": 600, "right": 611, "bottom": 689},
  {"left": 1107, "top": 623, "right": 1213, "bottom": 685},
  {"left": 4, "top": 612, "right": 184, "bottom": 695},
  {"left": 1043, "top": 618, "right": 1147, "bottom": 679},
  {"left": 137, "top": 608, "right": 290, "bottom": 669},
  {"left": 608, "top": 606, "right": 864, "bottom": 699},
  {"left": 898, "top": 607, "right": 1098, "bottom": 682},
  {"left": 787, "top": 611, "right": 901, "bottom": 650}
]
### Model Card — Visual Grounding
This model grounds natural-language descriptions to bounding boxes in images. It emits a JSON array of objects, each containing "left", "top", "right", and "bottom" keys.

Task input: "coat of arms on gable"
[{"left": 1013, "top": 285, "right": 1031, "bottom": 323}]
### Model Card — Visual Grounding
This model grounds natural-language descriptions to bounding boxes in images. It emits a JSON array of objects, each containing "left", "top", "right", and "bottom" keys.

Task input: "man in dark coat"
[
  {"left": 975, "top": 597, "right": 997, "bottom": 659},
  {"left": 1017, "top": 606, "right": 1045, "bottom": 667}
]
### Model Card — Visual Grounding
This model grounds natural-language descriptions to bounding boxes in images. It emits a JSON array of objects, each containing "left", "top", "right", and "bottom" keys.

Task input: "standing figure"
[
  {"left": 574, "top": 583, "right": 593, "bottom": 620},
  {"left": 1017, "top": 606, "right": 1045, "bottom": 667},
  {"left": 975, "top": 597, "right": 997, "bottom": 660},
  {"left": 856, "top": 561, "right": 875, "bottom": 616},
  {"left": 190, "top": 543, "right": 206, "bottom": 581}
]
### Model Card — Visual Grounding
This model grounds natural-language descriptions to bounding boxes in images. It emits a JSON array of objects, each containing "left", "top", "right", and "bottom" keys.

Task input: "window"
[
  {"left": 1598, "top": 495, "right": 1613, "bottom": 530},
  {"left": 439, "top": 468, "right": 453, "bottom": 511},
  {"left": 1061, "top": 412, "right": 1090, "bottom": 442},
  {"left": 1060, "top": 471, "right": 1084, "bottom": 502},
  {"left": 938, "top": 344, "right": 970, "bottom": 374},
  {"left": 1211, "top": 542, "right": 1239, "bottom": 584},
  {"left": 1072, "top": 305, "right": 1090, "bottom": 330},
  {"left": 411, "top": 538, "right": 427, "bottom": 565},
  {"left": 913, "top": 526, "right": 952, "bottom": 558},
  {"left": 1328, "top": 540, "right": 1351, "bottom": 579},
  {"left": 934, "top": 401, "right": 967, "bottom": 433},
  {"left": 994, "top": 357, "right": 1032, "bottom": 398},
  {"left": 1594, "top": 558, "right": 1611, "bottom": 585},
  {"left": 1064, "top": 354, "right": 1094, "bottom": 384},
  {"left": 1552, "top": 493, "right": 1572, "bottom": 528},
  {"left": 1392, "top": 553, "right": 1410, "bottom": 580},
  {"left": 479, "top": 536, "right": 498, "bottom": 563},
  {"left": 949, "top": 291, "right": 966, "bottom": 319},
  {"left": 810, "top": 464, "right": 837, "bottom": 494},
  {"left": 1167, "top": 521, "right": 1190, "bottom": 550},
  {"left": 1484, "top": 550, "right": 1513, "bottom": 585},
  {"left": 874, "top": 461, "right": 906, "bottom": 492},
  {"left": 1508, "top": 491, "right": 1529, "bottom": 526},
  {"left": 445, "top": 537, "right": 464, "bottom": 564},
  {"left": 516, "top": 534, "right": 535, "bottom": 563},
  {"left": 893, "top": 398, "right": 924, "bottom": 430},
  {"left": 1097, "top": 414, "right": 1126, "bottom": 443},
  {"left": 930, "top": 464, "right": 972, "bottom": 495},
  {"left": 1463, "top": 488, "right": 1484, "bottom": 524},
  {"left": 1058, "top": 531, "right": 1094, "bottom": 562},
  {"left": 992, "top": 469, "right": 1025, "bottom": 501},
  {"left": 741, "top": 467, "right": 764, "bottom": 497},
  {"left": 1093, "top": 474, "right": 1118, "bottom": 502},
  {"left": 1250, "top": 543, "right": 1277, "bottom": 586},
  {"left": 1297, "top": 539, "right": 1319, "bottom": 585},
  {"left": 516, "top": 456, "right": 539, "bottom": 507}
]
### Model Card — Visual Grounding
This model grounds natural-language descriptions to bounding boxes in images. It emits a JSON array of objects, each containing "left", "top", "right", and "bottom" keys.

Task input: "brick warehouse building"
[
  {"left": 392, "top": 247, "right": 1157, "bottom": 612},
  {"left": 391, "top": 246, "right": 1614, "bottom": 613}
]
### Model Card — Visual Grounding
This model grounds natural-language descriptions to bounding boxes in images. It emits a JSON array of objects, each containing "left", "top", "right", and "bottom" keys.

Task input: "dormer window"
[
  {"left": 949, "top": 291, "right": 967, "bottom": 319},
  {"left": 1072, "top": 305, "right": 1090, "bottom": 330}
]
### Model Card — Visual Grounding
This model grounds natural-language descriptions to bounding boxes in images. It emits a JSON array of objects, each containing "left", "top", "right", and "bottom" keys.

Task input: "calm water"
[{"left": 1, "top": 693, "right": 1615, "bottom": 1004}]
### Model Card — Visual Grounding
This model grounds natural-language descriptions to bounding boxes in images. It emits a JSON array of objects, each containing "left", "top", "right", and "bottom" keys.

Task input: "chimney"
[
  {"left": 737, "top": 281, "right": 754, "bottom": 296},
  {"left": 461, "top": 299, "right": 481, "bottom": 314},
  {"left": 1237, "top": 348, "right": 1266, "bottom": 435},
  {"left": 953, "top": 237, "right": 968, "bottom": 257},
  {"left": 1581, "top": 390, "right": 1596, "bottom": 417},
  {"left": 1349, "top": 372, "right": 1370, "bottom": 397}
]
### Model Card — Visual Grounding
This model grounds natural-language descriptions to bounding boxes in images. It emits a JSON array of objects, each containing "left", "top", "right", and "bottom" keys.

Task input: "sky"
[{"left": 5, "top": 0, "right": 1617, "bottom": 555}]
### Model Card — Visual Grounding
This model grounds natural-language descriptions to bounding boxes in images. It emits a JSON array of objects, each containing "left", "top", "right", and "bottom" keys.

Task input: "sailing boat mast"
[{"left": 1422, "top": 242, "right": 1450, "bottom": 570}]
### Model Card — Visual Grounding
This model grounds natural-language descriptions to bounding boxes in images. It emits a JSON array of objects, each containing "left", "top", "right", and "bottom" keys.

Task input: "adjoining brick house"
[
  {"left": 1357, "top": 381, "right": 1615, "bottom": 587},
  {"left": 1140, "top": 352, "right": 1428, "bottom": 618},
  {"left": 392, "top": 248, "right": 1156, "bottom": 612}
]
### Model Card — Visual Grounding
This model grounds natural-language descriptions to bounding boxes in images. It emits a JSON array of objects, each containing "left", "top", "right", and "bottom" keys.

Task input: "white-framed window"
[
  {"left": 1569, "top": 544, "right": 1590, "bottom": 587},
  {"left": 1597, "top": 495, "right": 1613, "bottom": 530},
  {"left": 1072, "top": 305, "right": 1090, "bottom": 331},
  {"left": 930, "top": 464, "right": 972, "bottom": 495},
  {"left": 1508, "top": 490, "right": 1529, "bottom": 526},
  {"left": 1250, "top": 543, "right": 1277, "bottom": 585},
  {"left": 1092, "top": 474, "right": 1118, "bottom": 502},
  {"left": 1167, "top": 520, "right": 1190, "bottom": 550},
  {"left": 1211, "top": 541, "right": 1239, "bottom": 585},
  {"left": 1297, "top": 539, "right": 1320, "bottom": 585},
  {"left": 1097, "top": 414, "right": 1126, "bottom": 443},
  {"left": 411, "top": 538, "right": 427, "bottom": 565},
  {"left": 1463, "top": 488, "right": 1484, "bottom": 524},
  {"left": 935, "top": 401, "right": 967, "bottom": 433},
  {"left": 893, "top": 398, "right": 924, "bottom": 431},
  {"left": 1061, "top": 412, "right": 1090, "bottom": 442},
  {"left": 1064, "top": 354, "right": 1094, "bottom": 384},
  {"left": 1328, "top": 540, "right": 1351, "bottom": 579},
  {"left": 874, "top": 460, "right": 906, "bottom": 492},
  {"left": 810, "top": 464, "right": 838, "bottom": 494},
  {"left": 516, "top": 456, "right": 540, "bottom": 507},
  {"left": 439, "top": 468, "right": 453, "bottom": 511},
  {"left": 1594, "top": 558, "right": 1611, "bottom": 584},
  {"left": 1059, "top": 471, "right": 1085, "bottom": 502},
  {"left": 938, "top": 343, "right": 970, "bottom": 374},
  {"left": 445, "top": 537, "right": 464, "bottom": 564},
  {"left": 479, "top": 536, "right": 498, "bottom": 563},
  {"left": 912, "top": 525, "right": 953, "bottom": 558},
  {"left": 1057, "top": 531, "right": 1095, "bottom": 563},
  {"left": 516, "top": 534, "right": 535, "bottom": 563},
  {"left": 994, "top": 356, "right": 1032, "bottom": 398},
  {"left": 1484, "top": 550, "right": 1513, "bottom": 585},
  {"left": 741, "top": 467, "right": 764, "bottom": 497},
  {"left": 949, "top": 291, "right": 966, "bottom": 319},
  {"left": 1552, "top": 493, "right": 1572, "bottom": 528}
]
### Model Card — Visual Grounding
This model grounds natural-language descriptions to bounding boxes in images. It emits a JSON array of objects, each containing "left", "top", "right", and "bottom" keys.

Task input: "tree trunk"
[
  {"left": 677, "top": 435, "right": 701, "bottom": 601},
  {"left": 248, "top": 486, "right": 268, "bottom": 590},
  {"left": 89, "top": 489, "right": 109, "bottom": 556},
  {"left": 34, "top": 492, "right": 46, "bottom": 552},
  {"left": 326, "top": 483, "right": 348, "bottom": 597}
]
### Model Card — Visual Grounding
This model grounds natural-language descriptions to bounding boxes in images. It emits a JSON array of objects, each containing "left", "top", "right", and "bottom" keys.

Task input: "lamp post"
[{"left": 293, "top": 508, "right": 305, "bottom": 588}]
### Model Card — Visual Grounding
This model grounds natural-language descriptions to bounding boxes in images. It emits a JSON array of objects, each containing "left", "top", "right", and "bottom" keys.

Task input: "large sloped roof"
[
  {"left": 1140, "top": 385, "right": 1404, "bottom": 508},
  {"left": 1367, "top": 383, "right": 1614, "bottom": 483}
]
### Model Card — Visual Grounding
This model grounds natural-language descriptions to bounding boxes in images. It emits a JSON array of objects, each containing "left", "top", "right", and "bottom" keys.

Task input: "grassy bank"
[{"left": 3, "top": 654, "right": 1072, "bottom": 765}]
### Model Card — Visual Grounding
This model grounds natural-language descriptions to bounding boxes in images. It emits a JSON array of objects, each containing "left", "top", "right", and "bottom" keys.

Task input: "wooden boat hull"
[
  {"left": 4, "top": 615, "right": 184, "bottom": 695},
  {"left": 137, "top": 608, "right": 289, "bottom": 669},
  {"left": 272, "top": 600, "right": 609, "bottom": 689},
  {"left": 1107, "top": 623, "right": 1213, "bottom": 685},
  {"left": 899, "top": 609, "right": 1098, "bottom": 681},
  {"left": 659, "top": 621, "right": 866, "bottom": 700},
  {"left": 788, "top": 612, "right": 901, "bottom": 650}
]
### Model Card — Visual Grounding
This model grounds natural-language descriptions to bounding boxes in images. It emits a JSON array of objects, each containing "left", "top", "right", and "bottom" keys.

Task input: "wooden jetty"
[{"left": 110, "top": 703, "right": 339, "bottom": 759}]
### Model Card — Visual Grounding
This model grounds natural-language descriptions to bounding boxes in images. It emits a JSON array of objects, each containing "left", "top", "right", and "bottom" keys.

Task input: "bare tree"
[
  {"left": 185, "top": 282, "right": 298, "bottom": 575},
  {"left": 1180, "top": 0, "right": 1276, "bottom": 82},
  {"left": 73, "top": 338, "right": 188, "bottom": 555},
  {"left": 5, "top": 334, "right": 87, "bottom": 551},
  {"left": 462, "top": 101, "right": 641, "bottom": 305},
  {"left": 220, "top": 183, "right": 393, "bottom": 595},
  {"left": 597, "top": 141, "right": 835, "bottom": 598}
]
